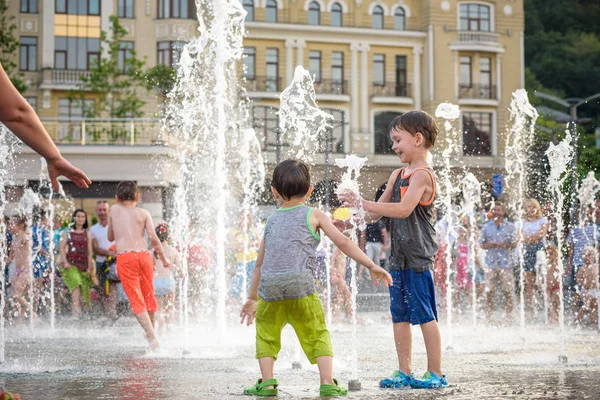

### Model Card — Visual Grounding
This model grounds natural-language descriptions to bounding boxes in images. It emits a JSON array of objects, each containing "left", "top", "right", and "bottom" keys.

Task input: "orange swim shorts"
[{"left": 117, "top": 251, "right": 156, "bottom": 315}]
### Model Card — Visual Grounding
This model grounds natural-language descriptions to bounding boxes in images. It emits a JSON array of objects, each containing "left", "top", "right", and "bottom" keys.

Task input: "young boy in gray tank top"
[
  {"left": 339, "top": 110, "right": 447, "bottom": 389},
  {"left": 240, "top": 159, "right": 393, "bottom": 397}
]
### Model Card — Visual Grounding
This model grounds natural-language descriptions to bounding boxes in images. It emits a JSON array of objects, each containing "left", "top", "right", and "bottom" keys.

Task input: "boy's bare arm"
[
  {"left": 316, "top": 210, "right": 393, "bottom": 286},
  {"left": 247, "top": 240, "right": 265, "bottom": 301},
  {"left": 144, "top": 211, "right": 169, "bottom": 267},
  {"left": 107, "top": 212, "right": 115, "bottom": 242},
  {"left": 344, "top": 170, "right": 430, "bottom": 219}
]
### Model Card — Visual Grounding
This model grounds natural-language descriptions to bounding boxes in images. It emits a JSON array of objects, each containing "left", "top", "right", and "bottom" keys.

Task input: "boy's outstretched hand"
[
  {"left": 369, "top": 265, "right": 394, "bottom": 287},
  {"left": 240, "top": 298, "right": 258, "bottom": 326},
  {"left": 338, "top": 190, "right": 365, "bottom": 209}
]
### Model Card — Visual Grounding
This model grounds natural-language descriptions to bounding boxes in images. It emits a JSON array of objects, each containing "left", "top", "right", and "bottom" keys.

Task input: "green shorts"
[{"left": 255, "top": 292, "right": 333, "bottom": 364}]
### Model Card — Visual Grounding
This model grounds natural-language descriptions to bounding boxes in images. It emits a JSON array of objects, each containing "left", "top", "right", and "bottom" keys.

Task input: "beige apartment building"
[{"left": 5, "top": 0, "right": 524, "bottom": 214}]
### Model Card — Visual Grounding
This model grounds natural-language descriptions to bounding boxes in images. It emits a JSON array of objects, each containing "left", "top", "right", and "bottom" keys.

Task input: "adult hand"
[
  {"left": 240, "top": 298, "right": 258, "bottom": 326},
  {"left": 47, "top": 156, "right": 91, "bottom": 191}
]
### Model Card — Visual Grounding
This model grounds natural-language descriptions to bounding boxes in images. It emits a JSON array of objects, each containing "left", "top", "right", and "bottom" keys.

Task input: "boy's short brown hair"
[
  {"left": 389, "top": 110, "right": 439, "bottom": 148},
  {"left": 271, "top": 159, "right": 311, "bottom": 200},
  {"left": 116, "top": 181, "right": 138, "bottom": 201}
]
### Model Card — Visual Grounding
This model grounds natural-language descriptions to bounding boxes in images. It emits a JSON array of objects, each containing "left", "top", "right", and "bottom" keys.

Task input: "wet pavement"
[{"left": 1, "top": 313, "right": 599, "bottom": 399}]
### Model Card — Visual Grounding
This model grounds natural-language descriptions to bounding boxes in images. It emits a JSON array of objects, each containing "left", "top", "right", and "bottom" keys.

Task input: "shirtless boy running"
[{"left": 108, "top": 181, "right": 170, "bottom": 350}]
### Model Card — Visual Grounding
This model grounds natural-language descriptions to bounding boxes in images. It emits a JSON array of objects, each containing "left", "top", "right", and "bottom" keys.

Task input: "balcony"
[
  {"left": 371, "top": 83, "right": 413, "bottom": 104},
  {"left": 313, "top": 79, "right": 348, "bottom": 95},
  {"left": 40, "top": 118, "right": 166, "bottom": 146},
  {"left": 244, "top": 76, "right": 281, "bottom": 99},
  {"left": 459, "top": 84, "right": 496, "bottom": 100},
  {"left": 39, "top": 69, "right": 92, "bottom": 90},
  {"left": 449, "top": 31, "right": 504, "bottom": 53}
]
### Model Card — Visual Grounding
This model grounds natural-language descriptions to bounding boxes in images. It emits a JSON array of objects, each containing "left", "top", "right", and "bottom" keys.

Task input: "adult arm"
[
  {"left": 92, "top": 237, "right": 110, "bottom": 257},
  {"left": 87, "top": 232, "right": 98, "bottom": 285},
  {"left": 0, "top": 63, "right": 91, "bottom": 190},
  {"left": 60, "top": 230, "right": 68, "bottom": 268}
]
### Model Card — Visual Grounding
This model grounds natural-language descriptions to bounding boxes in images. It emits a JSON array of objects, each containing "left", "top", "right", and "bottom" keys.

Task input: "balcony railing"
[
  {"left": 244, "top": 76, "right": 281, "bottom": 93},
  {"left": 41, "top": 118, "right": 165, "bottom": 146},
  {"left": 314, "top": 79, "right": 348, "bottom": 95},
  {"left": 372, "top": 82, "right": 412, "bottom": 97},
  {"left": 456, "top": 31, "right": 500, "bottom": 45},
  {"left": 40, "top": 69, "right": 91, "bottom": 85},
  {"left": 459, "top": 84, "right": 497, "bottom": 100}
]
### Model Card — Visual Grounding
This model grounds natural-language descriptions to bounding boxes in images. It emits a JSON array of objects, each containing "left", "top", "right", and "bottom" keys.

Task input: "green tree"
[
  {"left": 0, "top": 0, "right": 27, "bottom": 93},
  {"left": 70, "top": 15, "right": 147, "bottom": 118},
  {"left": 145, "top": 64, "right": 177, "bottom": 97}
]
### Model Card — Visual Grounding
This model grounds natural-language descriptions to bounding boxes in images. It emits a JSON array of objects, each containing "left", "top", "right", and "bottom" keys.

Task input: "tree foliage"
[
  {"left": 70, "top": 15, "right": 148, "bottom": 118},
  {"left": 0, "top": 0, "right": 27, "bottom": 93}
]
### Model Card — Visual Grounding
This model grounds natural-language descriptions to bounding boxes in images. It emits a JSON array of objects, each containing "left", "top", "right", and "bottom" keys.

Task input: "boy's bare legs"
[
  {"left": 315, "top": 355, "right": 335, "bottom": 385},
  {"left": 149, "top": 311, "right": 156, "bottom": 328},
  {"left": 258, "top": 357, "right": 275, "bottom": 387},
  {"left": 135, "top": 311, "right": 159, "bottom": 349},
  {"left": 71, "top": 287, "right": 82, "bottom": 317},
  {"left": 421, "top": 320, "right": 442, "bottom": 376},
  {"left": 393, "top": 322, "right": 412, "bottom": 375}
]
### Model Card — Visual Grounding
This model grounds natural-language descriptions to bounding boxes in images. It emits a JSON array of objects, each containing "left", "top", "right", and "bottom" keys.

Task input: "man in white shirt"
[{"left": 90, "top": 200, "right": 117, "bottom": 317}]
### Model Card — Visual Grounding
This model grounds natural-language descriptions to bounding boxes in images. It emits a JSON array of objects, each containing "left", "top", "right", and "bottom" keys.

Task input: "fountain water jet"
[{"left": 460, "top": 173, "right": 481, "bottom": 326}]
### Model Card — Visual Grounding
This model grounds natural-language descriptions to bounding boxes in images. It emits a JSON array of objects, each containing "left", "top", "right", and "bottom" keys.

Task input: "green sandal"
[
  {"left": 320, "top": 378, "right": 348, "bottom": 397},
  {"left": 243, "top": 378, "right": 279, "bottom": 397}
]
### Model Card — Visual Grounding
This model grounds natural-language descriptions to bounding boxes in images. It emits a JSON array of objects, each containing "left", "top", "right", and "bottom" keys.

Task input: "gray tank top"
[{"left": 259, "top": 205, "right": 320, "bottom": 301}]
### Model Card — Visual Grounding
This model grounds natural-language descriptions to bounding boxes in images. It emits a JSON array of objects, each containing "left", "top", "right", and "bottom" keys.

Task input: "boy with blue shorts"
[
  {"left": 240, "top": 159, "right": 393, "bottom": 397},
  {"left": 339, "top": 110, "right": 447, "bottom": 388}
]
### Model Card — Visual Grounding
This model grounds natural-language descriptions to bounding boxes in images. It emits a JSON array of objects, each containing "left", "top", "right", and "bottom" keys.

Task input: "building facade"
[{"left": 5, "top": 0, "right": 524, "bottom": 212}]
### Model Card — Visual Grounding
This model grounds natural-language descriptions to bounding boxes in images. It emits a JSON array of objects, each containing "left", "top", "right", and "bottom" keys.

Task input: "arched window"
[
  {"left": 459, "top": 3, "right": 491, "bottom": 31},
  {"left": 394, "top": 7, "right": 405, "bottom": 30},
  {"left": 374, "top": 111, "right": 402, "bottom": 154},
  {"left": 243, "top": 0, "right": 254, "bottom": 22},
  {"left": 308, "top": 1, "right": 320, "bottom": 25},
  {"left": 372, "top": 5, "right": 384, "bottom": 29},
  {"left": 265, "top": 0, "right": 278, "bottom": 23},
  {"left": 330, "top": 2, "right": 343, "bottom": 27}
]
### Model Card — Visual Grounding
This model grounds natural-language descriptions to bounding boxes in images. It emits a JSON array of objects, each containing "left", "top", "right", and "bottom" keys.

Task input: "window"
[
  {"left": 243, "top": 0, "right": 254, "bottom": 21},
  {"left": 21, "top": 0, "right": 38, "bottom": 13},
  {"left": 158, "top": 0, "right": 196, "bottom": 19},
  {"left": 266, "top": 48, "right": 279, "bottom": 92},
  {"left": 308, "top": 1, "right": 320, "bottom": 25},
  {"left": 25, "top": 96, "right": 37, "bottom": 112},
  {"left": 480, "top": 56, "right": 492, "bottom": 97},
  {"left": 330, "top": 3, "right": 343, "bottom": 27},
  {"left": 460, "top": 3, "right": 491, "bottom": 32},
  {"left": 372, "top": 5, "right": 384, "bottom": 29},
  {"left": 375, "top": 111, "right": 402, "bottom": 154},
  {"left": 395, "top": 56, "right": 407, "bottom": 96},
  {"left": 118, "top": 41, "right": 134, "bottom": 73},
  {"left": 118, "top": 0, "right": 134, "bottom": 18},
  {"left": 55, "top": 0, "right": 100, "bottom": 15},
  {"left": 157, "top": 41, "right": 186, "bottom": 67},
  {"left": 309, "top": 50, "right": 321, "bottom": 82},
  {"left": 54, "top": 37, "right": 100, "bottom": 70},
  {"left": 462, "top": 112, "right": 492, "bottom": 156},
  {"left": 265, "top": 0, "right": 278, "bottom": 22},
  {"left": 320, "top": 109, "right": 346, "bottom": 153},
  {"left": 331, "top": 52, "right": 344, "bottom": 94},
  {"left": 20, "top": 37, "right": 37, "bottom": 71},
  {"left": 243, "top": 47, "right": 256, "bottom": 80},
  {"left": 460, "top": 56, "right": 471, "bottom": 87},
  {"left": 394, "top": 7, "right": 405, "bottom": 30},
  {"left": 373, "top": 54, "right": 385, "bottom": 86},
  {"left": 58, "top": 98, "right": 96, "bottom": 141},
  {"left": 251, "top": 106, "right": 279, "bottom": 151}
]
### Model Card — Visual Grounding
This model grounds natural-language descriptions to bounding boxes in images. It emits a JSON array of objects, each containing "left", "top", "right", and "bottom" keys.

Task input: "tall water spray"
[
  {"left": 460, "top": 173, "right": 481, "bottom": 326},
  {"left": 335, "top": 154, "right": 368, "bottom": 384},
  {"left": 38, "top": 159, "right": 57, "bottom": 330},
  {"left": 434, "top": 102, "right": 461, "bottom": 348},
  {"left": 546, "top": 130, "right": 574, "bottom": 363},
  {"left": 19, "top": 188, "right": 41, "bottom": 331},
  {"left": 504, "top": 89, "right": 539, "bottom": 333},
  {"left": 0, "top": 125, "right": 18, "bottom": 362},
  {"left": 164, "top": 0, "right": 258, "bottom": 338}
]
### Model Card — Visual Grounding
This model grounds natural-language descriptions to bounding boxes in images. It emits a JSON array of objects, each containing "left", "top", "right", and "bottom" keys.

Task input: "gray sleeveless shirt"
[{"left": 259, "top": 205, "right": 321, "bottom": 301}]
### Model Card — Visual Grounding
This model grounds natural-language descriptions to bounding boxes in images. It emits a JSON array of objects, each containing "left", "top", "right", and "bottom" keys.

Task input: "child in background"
[
  {"left": 576, "top": 246, "right": 599, "bottom": 327},
  {"left": 330, "top": 246, "right": 352, "bottom": 322},
  {"left": 240, "top": 159, "right": 392, "bottom": 397},
  {"left": 9, "top": 214, "right": 31, "bottom": 325},
  {"left": 153, "top": 223, "right": 179, "bottom": 333},
  {"left": 545, "top": 245, "right": 560, "bottom": 324}
]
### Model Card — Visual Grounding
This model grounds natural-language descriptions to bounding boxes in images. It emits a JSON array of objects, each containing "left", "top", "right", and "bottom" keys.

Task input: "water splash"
[
  {"left": 460, "top": 173, "right": 481, "bottom": 326},
  {"left": 278, "top": 66, "right": 332, "bottom": 163},
  {"left": 504, "top": 89, "right": 539, "bottom": 334},
  {"left": 546, "top": 129, "right": 574, "bottom": 362},
  {"left": 335, "top": 154, "right": 367, "bottom": 381},
  {"left": 434, "top": 102, "right": 463, "bottom": 349},
  {"left": 19, "top": 188, "right": 41, "bottom": 331}
]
